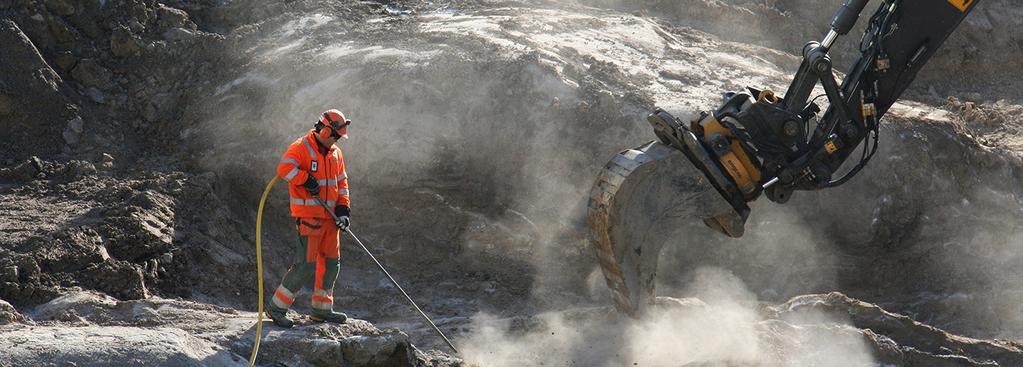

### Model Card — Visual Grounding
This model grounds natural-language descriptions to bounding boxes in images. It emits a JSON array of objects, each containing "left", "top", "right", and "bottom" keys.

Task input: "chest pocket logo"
[
  {"left": 947, "top": 0, "right": 974, "bottom": 12},
  {"left": 311, "top": 161, "right": 318, "bottom": 172}
]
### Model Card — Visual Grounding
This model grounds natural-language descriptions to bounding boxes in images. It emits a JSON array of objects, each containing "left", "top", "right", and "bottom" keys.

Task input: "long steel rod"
[{"left": 314, "top": 198, "right": 460, "bottom": 354}]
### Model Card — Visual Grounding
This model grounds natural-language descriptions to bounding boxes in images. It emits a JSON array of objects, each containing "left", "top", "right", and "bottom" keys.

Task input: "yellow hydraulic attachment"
[{"left": 693, "top": 112, "right": 762, "bottom": 196}]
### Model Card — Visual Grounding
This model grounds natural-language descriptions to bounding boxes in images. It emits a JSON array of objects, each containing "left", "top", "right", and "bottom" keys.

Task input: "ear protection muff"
[{"left": 316, "top": 117, "right": 334, "bottom": 141}]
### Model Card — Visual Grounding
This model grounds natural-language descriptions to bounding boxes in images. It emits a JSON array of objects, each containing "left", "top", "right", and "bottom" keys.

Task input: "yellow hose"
[{"left": 249, "top": 176, "right": 279, "bottom": 367}]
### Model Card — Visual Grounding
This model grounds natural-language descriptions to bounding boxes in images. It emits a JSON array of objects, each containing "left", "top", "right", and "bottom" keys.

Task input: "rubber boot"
[
  {"left": 310, "top": 310, "right": 347, "bottom": 324},
  {"left": 265, "top": 305, "right": 295, "bottom": 328}
]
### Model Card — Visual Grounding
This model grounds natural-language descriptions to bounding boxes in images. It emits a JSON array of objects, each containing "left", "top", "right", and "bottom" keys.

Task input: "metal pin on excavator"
[{"left": 589, "top": 0, "right": 982, "bottom": 315}]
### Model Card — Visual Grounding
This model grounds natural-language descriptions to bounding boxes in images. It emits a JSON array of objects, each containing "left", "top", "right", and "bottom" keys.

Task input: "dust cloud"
[{"left": 460, "top": 267, "right": 875, "bottom": 366}]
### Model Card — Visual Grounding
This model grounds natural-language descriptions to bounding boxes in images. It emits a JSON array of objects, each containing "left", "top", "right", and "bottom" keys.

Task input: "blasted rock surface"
[
  {"left": 769, "top": 292, "right": 1023, "bottom": 366},
  {"left": 0, "top": 291, "right": 462, "bottom": 367}
]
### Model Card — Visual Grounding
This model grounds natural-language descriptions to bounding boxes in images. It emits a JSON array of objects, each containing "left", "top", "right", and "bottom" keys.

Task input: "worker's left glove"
[
  {"left": 334, "top": 205, "right": 350, "bottom": 230},
  {"left": 303, "top": 176, "right": 320, "bottom": 196}
]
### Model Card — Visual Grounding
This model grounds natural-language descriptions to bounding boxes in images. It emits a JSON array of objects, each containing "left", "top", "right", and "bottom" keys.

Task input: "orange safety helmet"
[{"left": 316, "top": 109, "right": 351, "bottom": 140}]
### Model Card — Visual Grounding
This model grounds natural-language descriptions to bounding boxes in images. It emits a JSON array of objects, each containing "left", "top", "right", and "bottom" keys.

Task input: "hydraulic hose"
[
  {"left": 249, "top": 178, "right": 459, "bottom": 363},
  {"left": 249, "top": 176, "right": 279, "bottom": 367}
]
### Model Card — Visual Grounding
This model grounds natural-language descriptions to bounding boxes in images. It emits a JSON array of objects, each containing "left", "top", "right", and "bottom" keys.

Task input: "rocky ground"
[
  {"left": 0, "top": 291, "right": 459, "bottom": 366},
  {"left": 1, "top": 0, "right": 1023, "bottom": 366}
]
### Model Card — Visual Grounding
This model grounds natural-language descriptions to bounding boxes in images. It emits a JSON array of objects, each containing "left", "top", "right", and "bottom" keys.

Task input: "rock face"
[
  {"left": 0, "top": 19, "right": 73, "bottom": 159},
  {"left": 769, "top": 292, "right": 1023, "bottom": 366}
]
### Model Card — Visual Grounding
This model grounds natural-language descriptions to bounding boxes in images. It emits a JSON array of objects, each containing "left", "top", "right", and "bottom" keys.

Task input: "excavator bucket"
[{"left": 587, "top": 111, "right": 745, "bottom": 315}]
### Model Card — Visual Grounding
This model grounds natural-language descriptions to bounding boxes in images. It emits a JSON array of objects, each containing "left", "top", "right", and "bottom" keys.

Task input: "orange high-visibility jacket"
[{"left": 276, "top": 131, "right": 350, "bottom": 218}]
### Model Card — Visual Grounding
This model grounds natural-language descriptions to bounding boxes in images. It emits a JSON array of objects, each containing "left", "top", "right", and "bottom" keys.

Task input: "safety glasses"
[
  {"left": 330, "top": 119, "right": 352, "bottom": 131},
  {"left": 322, "top": 113, "right": 352, "bottom": 131}
]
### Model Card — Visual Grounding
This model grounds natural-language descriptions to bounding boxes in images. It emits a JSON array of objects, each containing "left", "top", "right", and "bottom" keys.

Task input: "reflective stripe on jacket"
[{"left": 276, "top": 130, "right": 350, "bottom": 218}]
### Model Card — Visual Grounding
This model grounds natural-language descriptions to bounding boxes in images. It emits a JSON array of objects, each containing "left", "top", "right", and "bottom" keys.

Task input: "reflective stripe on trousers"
[
  {"left": 311, "top": 299, "right": 333, "bottom": 310},
  {"left": 272, "top": 285, "right": 296, "bottom": 309},
  {"left": 311, "top": 288, "right": 334, "bottom": 310}
]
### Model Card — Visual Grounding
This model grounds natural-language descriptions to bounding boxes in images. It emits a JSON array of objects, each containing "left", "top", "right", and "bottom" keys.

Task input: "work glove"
[
  {"left": 335, "top": 205, "right": 351, "bottom": 230},
  {"left": 303, "top": 176, "right": 320, "bottom": 196}
]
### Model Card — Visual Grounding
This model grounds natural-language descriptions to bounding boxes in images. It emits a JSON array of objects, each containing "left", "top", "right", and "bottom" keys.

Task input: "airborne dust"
[
  {"left": 196, "top": 0, "right": 1023, "bottom": 365},
  {"left": 2, "top": 0, "right": 1022, "bottom": 365}
]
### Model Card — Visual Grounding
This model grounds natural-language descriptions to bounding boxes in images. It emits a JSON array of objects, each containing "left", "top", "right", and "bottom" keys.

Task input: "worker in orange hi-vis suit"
[{"left": 265, "top": 109, "right": 352, "bottom": 328}]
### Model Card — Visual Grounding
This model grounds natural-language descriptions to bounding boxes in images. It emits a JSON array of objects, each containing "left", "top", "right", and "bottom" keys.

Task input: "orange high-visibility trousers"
[{"left": 269, "top": 217, "right": 341, "bottom": 312}]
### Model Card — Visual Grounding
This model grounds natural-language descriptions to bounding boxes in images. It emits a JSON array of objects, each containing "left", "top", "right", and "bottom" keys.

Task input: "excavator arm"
[
  {"left": 682, "top": 0, "right": 982, "bottom": 228},
  {"left": 589, "top": 0, "right": 982, "bottom": 315},
  {"left": 777, "top": 0, "right": 981, "bottom": 197}
]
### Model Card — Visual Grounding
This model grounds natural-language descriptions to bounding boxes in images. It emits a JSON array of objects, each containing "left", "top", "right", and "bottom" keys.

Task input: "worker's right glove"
[{"left": 303, "top": 176, "right": 320, "bottom": 196}]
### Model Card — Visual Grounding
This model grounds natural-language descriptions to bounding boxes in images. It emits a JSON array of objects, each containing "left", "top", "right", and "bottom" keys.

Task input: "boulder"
[
  {"left": 62, "top": 116, "right": 83, "bottom": 145},
  {"left": 31, "top": 291, "right": 118, "bottom": 322},
  {"left": 99, "top": 153, "right": 114, "bottom": 169},
  {"left": 110, "top": 26, "right": 140, "bottom": 57},
  {"left": 68, "top": 116, "right": 83, "bottom": 133},
  {"left": 0, "top": 325, "right": 238, "bottom": 366},
  {"left": 70, "top": 59, "right": 111, "bottom": 88},
  {"left": 83, "top": 260, "right": 149, "bottom": 300},
  {"left": 15, "top": 257, "right": 40, "bottom": 283},
  {"left": 246, "top": 320, "right": 430, "bottom": 367},
  {"left": 157, "top": 5, "right": 197, "bottom": 33},
  {"left": 340, "top": 330, "right": 418, "bottom": 366},
  {"left": 102, "top": 190, "right": 176, "bottom": 262},
  {"left": 63, "top": 160, "right": 97, "bottom": 178},
  {"left": 0, "top": 157, "right": 43, "bottom": 182},
  {"left": 0, "top": 299, "right": 27, "bottom": 325},
  {"left": 163, "top": 27, "right": 196, "bottom": 41}
]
